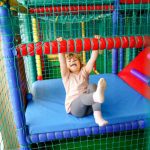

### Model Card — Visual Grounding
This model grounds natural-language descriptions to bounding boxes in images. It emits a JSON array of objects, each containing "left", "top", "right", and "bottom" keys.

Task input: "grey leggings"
[{"left": 70, "top": 84, "right": 101, "bottom": 117}]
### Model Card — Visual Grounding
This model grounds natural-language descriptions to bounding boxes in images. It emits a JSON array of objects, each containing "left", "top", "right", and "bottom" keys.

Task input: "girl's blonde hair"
[{"left": 65, "top": 53, "right": 81, "bottom": 62}]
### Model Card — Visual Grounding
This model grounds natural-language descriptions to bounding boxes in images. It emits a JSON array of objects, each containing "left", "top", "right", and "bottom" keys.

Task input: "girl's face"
[{"left": 66, "top": 55, "right": 81, "bottom": 73}]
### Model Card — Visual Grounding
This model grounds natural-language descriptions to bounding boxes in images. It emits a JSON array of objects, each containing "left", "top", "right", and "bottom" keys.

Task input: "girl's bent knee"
[{"left": 70, "top": 111, "right": 85, "bottom": 118}]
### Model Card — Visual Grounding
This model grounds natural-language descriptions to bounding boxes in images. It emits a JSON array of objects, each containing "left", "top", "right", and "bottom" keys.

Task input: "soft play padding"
[
  {"left": 118, "top": 47, "right": 150, "bottom": 100},
  {"left": 25, "top": 74, "right": 150, "bottom": 135}
]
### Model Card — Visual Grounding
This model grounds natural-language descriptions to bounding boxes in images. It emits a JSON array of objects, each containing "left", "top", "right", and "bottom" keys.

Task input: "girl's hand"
[
  {"left": 94, "top": 35, "right": 101, "bottom": 39},
  {"left": 56, "top": 37, "right": 63, "bottom": 42}
]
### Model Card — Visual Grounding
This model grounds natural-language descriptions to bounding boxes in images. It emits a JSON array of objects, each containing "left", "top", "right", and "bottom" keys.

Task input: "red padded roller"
[
  {"left": 29, "top": 5, "right": 114, "bottom": 14},
  {"left": 51, "top": 41, "right": 58, "bottom": 54},
  {"left": 84, "top": 38, "right": 91, "bottom": 51},
  {"left": 121, "top": 36, "right": 129, "bottom": 48},
  {"left": 91, "top": 38, "right": 99, "bottom": 50},
  {"left": 60, "top": 40, "right": 67, "bottom": 53},
  {"left": 16, "top": 36, "right": 150, "bottom": 57},
  {"left": 36, "top": 42, "right": 42, "bottom": 55},
  {"left": 106, "top": 37, "right": 114, "bottom": 50},
  {"left": 76, "top": 39, "right": 83, "bottom": 53},
  {"left": 99, "top": 37, "right": 106, "bottom": 50},
  {"left": 135, "top": 36, "right": 143, "bottom": 48},
  {"left": 143, "top": 36, "right": 150, "bottom": 47},
  {"left": 28, "top": 43, "right": 34, "bottom": 56},
  {"left": 44, "top": 42, "right": 50, "bottom": 54},
  {"left": 129, "top": 36, "right": 136, "bottom": 48},
  {"left": 68, "top": 39, "right": 75, "bottom": 52},
  {"left": 114, "top": 37, "right": 121, "bottom": 49},
  {"left": 79, "top": 6, "right": 86, "bottom": 11}
]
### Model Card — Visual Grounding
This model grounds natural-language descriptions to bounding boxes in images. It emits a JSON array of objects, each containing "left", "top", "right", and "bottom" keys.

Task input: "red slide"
[{"left": 118, "top": 47, "right": 150, "bottom": 100}]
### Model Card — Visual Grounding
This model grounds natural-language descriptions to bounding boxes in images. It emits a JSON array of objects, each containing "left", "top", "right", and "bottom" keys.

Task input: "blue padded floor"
[{"left": 26, "top": 74, "right": 150, "bottom": 135}]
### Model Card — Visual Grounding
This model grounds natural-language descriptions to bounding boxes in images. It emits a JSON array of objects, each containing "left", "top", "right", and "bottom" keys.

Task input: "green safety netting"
[
  {"left": 18, "top": 0, "right": 114, "bottom": 7},
  {"left": 31, "top": 130, "right": 150, "bottom": 150},
  {"left": 0, "top": 47, "right": 19, "bottom": 149}
]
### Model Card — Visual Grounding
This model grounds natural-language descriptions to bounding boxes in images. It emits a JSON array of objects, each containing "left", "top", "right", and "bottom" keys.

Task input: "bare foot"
[
  {"left": 93, "top": 78, "right": 106, "bottom": 103},
  {"left": 94, "top": 111, "right": 108, "bottom": 127}
]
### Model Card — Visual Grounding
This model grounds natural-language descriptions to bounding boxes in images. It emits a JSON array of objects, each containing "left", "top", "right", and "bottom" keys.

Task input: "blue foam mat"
[{"left": 25, "top": 74, "right": 150, "bottom": 135}]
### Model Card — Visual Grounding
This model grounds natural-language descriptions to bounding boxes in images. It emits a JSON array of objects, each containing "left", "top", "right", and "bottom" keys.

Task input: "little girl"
[{"left": 57, "top": 36, "right": 108, "bottom": 126}]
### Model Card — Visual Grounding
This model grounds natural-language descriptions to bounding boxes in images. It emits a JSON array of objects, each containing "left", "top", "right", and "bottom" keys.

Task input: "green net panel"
[
  {"left": 30, "top": 129, "right": 150, "bottom": 150},
  {"left": 0, "top": 40, "right": 19, "bottom": 149},
  {"left": 0, "top": 0, "right": 150, "bottom": 149},
  {"left": 19, "top": 0, "right": 114, "bottom": 7}
]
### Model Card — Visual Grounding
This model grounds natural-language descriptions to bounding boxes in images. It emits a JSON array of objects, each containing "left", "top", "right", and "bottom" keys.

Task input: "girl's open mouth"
[{"left": 71, "top": 64, "right": 77, "bottom": 67}]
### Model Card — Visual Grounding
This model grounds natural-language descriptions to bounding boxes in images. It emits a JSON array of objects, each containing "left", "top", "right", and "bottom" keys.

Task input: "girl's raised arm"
[
  {"left": 57, "top": 37, "right": 69, "bottom": 77},
  {"left": 85, "top": 35, "right": 100, "bottom": 74}
]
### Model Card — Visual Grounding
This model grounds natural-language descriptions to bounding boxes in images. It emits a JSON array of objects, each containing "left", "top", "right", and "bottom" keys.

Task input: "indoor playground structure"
[{"left": 1, "top": 0, "right": 150, "bottom": 150}]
